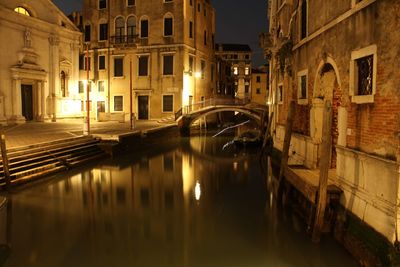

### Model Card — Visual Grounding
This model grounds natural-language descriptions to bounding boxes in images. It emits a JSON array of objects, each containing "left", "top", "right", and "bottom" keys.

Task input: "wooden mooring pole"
[
  {"left": 0, "top": 129, "right": 10, "bottom": 188},
  {"left": 278, "top": 101, "right": 295, "bottom": 199},
  {"left": 312, "top": 100, "right": 332, "bottom": 243}
]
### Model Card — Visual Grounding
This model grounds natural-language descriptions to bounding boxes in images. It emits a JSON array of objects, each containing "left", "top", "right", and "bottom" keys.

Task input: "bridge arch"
[{"left": 177, "top": 106, "right": 263, "bottom": 136}]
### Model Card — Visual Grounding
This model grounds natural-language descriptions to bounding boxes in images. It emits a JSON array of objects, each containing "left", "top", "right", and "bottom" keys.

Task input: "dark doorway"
[
  {"left": 21, "top": 84, "right": 33, "bottom": 121},
  {"left": 138, "top": 96, "right": 149, "bottom": 120}
]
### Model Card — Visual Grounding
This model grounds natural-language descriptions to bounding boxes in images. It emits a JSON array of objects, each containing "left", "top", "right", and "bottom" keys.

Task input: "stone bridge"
[{"left": 175, "top": 98, "right": 268, "bottom": 136}]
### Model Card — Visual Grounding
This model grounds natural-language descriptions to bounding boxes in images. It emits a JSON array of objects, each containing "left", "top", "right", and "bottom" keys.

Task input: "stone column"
[
  {"left": 12, "top": 78, "right": 25, "bottom": 123},
  {"left": 36, "top": 81, "right": 44, "bottom": 121},
  {"left": 48, "top": 34, "right": 60, "bottom": 122}
]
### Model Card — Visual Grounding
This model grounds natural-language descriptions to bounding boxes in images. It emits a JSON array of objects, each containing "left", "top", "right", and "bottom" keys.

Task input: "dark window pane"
[
  {"left": 79, "top": 55, "right": 84, "bottom": 70},
  {"left": 300, "top": 75, "right": 307, "bottom": 99},
  {"left": 163, "top": 154, "right": 174, "bottom": 170},
  {"left": 164, "top": 17, "right": 173, "bottom": 36},
  {"left": 163, "top": 95, "right": 173, "bottom": 112},
  {"left": 114, "top": 57, "right": 123, "bottom": 77},
  {"left": 127, "top": 0, "right": 135, "bottom": 6},
  {"left": 99, "top": 0, "right": 106, "bottom": 9},
  {"left": 163, "top": 55, "right": 173, "bottom": 75},
  {"left": 301, "top": 0, "right": 307, "bottom": 39},
  {"left": 356, "top": 55, "right": 373, "bottom": 95},
  {"left": 99, "top": 55, "right": 105, "bottom": 70},
  {"left": 99, "top": 23, "right": 108, "bottom": 41},
  {"left": 139, "top": 56, "right": 148, "bottom": 76},
  {"left": 84, "top": 25, "right": 91, "bottom": 42},
  {"left": 189, "top": 21, "right": 193, "bottom": 38},
  {"left": 140, "top": 188, "right": 150, "bottom": 207},
  {"left": 141, "top": 20, "right": 148, "bottom": 38}
]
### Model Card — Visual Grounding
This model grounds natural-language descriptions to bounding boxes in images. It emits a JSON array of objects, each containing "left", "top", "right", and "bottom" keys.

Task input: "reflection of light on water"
[
  {"left": 233, "top": 162, "right": 238, "bottom": 171},
  {"left": 195, "top": 181, "right": 201, "bottom": 201},
  {"left": 270, "top": 191, "right": 274, "bottom": 209},
  {"left": 244, "top": 161, "right": 248, "bottom": 171}
]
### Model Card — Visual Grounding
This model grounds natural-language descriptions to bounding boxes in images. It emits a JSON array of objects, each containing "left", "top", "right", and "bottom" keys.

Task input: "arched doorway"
[{"left": 311, "top": 60, "right": 341, "bottom": 168}]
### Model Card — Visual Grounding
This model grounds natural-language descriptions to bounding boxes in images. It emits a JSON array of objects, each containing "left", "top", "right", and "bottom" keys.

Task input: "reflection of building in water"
[{"left": 0, "top": 140, "right": 252, "bottom": 265}]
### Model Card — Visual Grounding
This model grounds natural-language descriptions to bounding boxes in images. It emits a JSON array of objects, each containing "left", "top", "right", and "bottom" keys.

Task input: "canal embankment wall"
[
  {"left": 270, "top": 146, "right": 400, "bottom": 267},
  {"left": 97, "top": 124, "right": 180, "bottom": 156}
]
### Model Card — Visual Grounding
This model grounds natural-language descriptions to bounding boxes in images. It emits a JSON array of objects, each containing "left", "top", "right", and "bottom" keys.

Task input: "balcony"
[{"left": 110, "top": 35, "right": 138, "bottom": 47}]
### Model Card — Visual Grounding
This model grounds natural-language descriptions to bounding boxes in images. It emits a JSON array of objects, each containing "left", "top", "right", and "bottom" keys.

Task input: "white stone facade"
[{"left": 0, "top": 0, "right": 82, "bottom": 124}]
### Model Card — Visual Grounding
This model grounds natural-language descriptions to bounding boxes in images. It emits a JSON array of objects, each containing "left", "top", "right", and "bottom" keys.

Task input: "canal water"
[{"left": 0, "top": 135, "right": 358, "bottom": 267}]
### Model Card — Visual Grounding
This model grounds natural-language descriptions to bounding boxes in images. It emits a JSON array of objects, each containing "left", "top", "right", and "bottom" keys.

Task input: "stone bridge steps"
[{"left": 0, "top": 136, "right": 108, "bottom": 188}]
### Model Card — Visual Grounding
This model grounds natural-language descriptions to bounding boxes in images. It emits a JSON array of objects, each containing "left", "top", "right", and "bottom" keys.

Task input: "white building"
[{"left": 0, "top": 0, "right": 82, "bottom": 124}]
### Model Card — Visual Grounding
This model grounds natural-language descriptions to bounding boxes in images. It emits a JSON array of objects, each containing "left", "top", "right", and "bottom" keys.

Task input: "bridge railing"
[{"left": 175, "top": 97, "right": 251, "bottom": 120}]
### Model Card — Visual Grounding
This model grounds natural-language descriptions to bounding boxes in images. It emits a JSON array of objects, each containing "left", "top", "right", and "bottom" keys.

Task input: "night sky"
[{"left": 53, "top": 0, "right": 268, "bottom": 66}]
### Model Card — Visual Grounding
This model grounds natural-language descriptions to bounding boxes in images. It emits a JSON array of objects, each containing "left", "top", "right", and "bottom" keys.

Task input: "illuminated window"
[
  {"left": 233, "top": 66, "right": 238, "bottom": 75},
  {"left": 201, "top": 60, "right": 206, "bottom": 79},
  {"left": 114, "top": 96, "right": 123, "bottom": 111},
  {"left": 60, "top": 71, "right": 66, "bottom": 97},
  {"left": 245, "top": 67, "right": 250, "bottom": 75},
  {"left": 98, "top": 81, "right": 105, "bottom": 92},
  {"left": 14, "top": 7, "right": 30, "bottom": 16}
]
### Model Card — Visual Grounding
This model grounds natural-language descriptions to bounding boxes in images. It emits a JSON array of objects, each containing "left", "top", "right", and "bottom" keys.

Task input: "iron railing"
[{"left": 110, "top": 35, "right": 139, "bottom": 45}]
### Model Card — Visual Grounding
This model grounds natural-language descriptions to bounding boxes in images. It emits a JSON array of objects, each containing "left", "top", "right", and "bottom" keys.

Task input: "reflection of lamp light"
[
  {"left": 182, "top": 70, "right": 201, "bottom": 108},
  {"left": 195, "top": 181, "right": 201, "bottom": 201}
]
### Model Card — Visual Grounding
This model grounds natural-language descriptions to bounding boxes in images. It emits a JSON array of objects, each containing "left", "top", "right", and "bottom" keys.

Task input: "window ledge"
[
  {"left": 297, "top": 98, "right": 308, "bottom": 105},
  {"left": 113, "top": 76, "right": 125, "bottom": 79},
  {"left": 351, "top": 94, "right": 374, "bottom": 104},
  {"left": 162, "top": 74, "right": 174, "bottom": 77}
]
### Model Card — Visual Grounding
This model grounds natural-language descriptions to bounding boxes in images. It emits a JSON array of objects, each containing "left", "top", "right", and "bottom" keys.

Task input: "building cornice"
[{"left": 293, "top": 0, "right": 377, "bottom": 51}]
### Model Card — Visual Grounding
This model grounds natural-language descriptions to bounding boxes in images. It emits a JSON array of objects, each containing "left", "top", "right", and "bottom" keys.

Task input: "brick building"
[
  {"left": 262, "top": 0, "right": 400, "bottom": 253},
  {"left": 80, "top": 0, "right": 216, "bottom": 121}
]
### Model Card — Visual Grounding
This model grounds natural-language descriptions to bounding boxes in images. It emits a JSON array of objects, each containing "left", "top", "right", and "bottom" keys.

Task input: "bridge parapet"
[{"left": 175, "top": 97, "right": 250, "bottom": 121}]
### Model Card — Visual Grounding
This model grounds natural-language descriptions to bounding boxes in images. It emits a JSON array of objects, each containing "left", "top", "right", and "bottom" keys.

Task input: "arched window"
[
  {"left": 14, "top": 6, "right": 31, "bottom": 16},
  {"left": 163, "top": 13, "right": 173, "bottom": 36},
  {"left": 115, "top": 17, "right": 125, "bottom": 44},
  {"left": 127, "top": 16, "right": 136, "bottom": 43},
  {"left": 60, "top": 71, "right": 67, "bottom": 97}
]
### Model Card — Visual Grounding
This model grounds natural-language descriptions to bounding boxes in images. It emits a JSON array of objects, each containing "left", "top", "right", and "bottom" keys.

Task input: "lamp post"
[
  {"left": 84, "top": 44, "right": 90, "bottom": 135},
  {"left": 130, "top": 57, "right": 134, "bottom": 130}
]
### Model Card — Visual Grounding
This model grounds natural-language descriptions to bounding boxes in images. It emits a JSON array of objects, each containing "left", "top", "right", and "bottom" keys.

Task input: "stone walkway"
[{"left": 2, "top": 119, "right": 176, "bottom": 149}]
